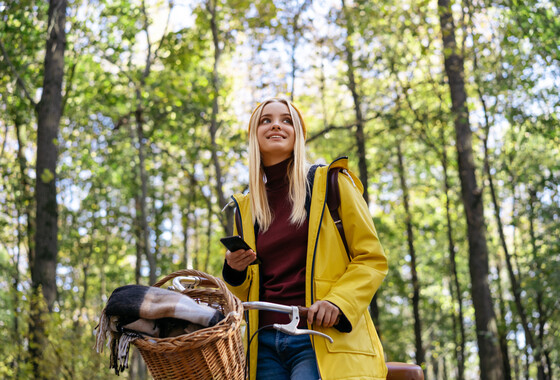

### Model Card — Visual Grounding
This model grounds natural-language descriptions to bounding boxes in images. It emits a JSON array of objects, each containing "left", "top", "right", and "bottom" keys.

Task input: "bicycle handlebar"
[
  {"left": 172, "top": 276, "right": 218, "bottom": 290},
  {"left": 242, "top": 301, "right": 308, "bottom": 315},
  {"left": 170, "top": 277, "right": 334, "bottom": 343}
]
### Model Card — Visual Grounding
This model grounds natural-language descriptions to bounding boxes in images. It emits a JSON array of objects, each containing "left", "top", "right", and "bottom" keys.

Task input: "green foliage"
[{"left": 0, "top": 0, "right": 558, "bottom": 378}]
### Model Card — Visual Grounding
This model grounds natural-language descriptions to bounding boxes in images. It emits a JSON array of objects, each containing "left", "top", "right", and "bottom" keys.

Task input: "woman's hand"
[
  {"left": 225, "top": 249, "right": 257, "bottom": 272},
  {"left": 307, "top": 300, "right": 340, "bottom": 328}
]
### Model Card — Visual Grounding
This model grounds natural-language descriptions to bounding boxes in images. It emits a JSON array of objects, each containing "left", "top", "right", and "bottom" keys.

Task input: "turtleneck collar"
[{"left": 263, "top": 157, "right": 291, "bottom": 190}]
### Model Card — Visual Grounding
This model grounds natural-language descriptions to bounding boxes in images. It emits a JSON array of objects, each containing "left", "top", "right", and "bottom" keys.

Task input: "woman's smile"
[{"left": 257, "top": 101, "right": 295, "bottom": 166}]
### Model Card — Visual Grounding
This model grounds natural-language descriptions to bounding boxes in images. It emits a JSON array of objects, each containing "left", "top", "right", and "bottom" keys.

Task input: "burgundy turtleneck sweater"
[
  {"left": 257, "top": 158, "right": 308, "bottom": 327},
  {"left": 222, "top": 158, "right": 308, "bottom": 327}
]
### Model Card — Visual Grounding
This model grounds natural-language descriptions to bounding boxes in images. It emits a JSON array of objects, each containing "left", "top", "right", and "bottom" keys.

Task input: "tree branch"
[
  {"left": 61, "top": 59, "right": 78, "bottom": 117},
  {"left": 0, "top": 38, "right": 37, "bottom": 108},
  {"left": 306, "top": 123, "right": 354, "bottom": 143},
  {"left": 306, "top": 110, "right": 382, "bottom": 143},
  {"left": 153, "top": 0, "right": 174, "bottom": 62},
  {"left": 141, "top": 0, "right": 153, "bottom": 80},
  {"left": 111, "top": 110, "right": 135, "bottom": 131},
  {"left": 391, "top": 67, "right": 443, "bottom": 156},
  {"left": 148, "top": 141, "right": 196, "bottom": 182},
  {"left": 0, "top": 119, "right": 8, "bottom": 160}
]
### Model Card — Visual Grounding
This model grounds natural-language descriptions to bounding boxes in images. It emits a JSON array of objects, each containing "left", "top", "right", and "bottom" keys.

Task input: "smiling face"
[{"left": 256, "top": 101, "right": 296, "bottom": 166}]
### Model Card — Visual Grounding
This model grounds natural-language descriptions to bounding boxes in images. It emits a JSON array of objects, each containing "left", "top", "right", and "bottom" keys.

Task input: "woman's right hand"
[{"left": 225, "top": 249, "right": 257, "bottom": 271}]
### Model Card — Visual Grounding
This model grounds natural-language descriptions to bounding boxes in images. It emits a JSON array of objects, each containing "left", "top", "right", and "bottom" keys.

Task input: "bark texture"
[
  {"left": 31, "top": 0, "right": 67, "bottom": 377},
  {"left": 437, "top": 1, "right": 504, "bottom": 378}
]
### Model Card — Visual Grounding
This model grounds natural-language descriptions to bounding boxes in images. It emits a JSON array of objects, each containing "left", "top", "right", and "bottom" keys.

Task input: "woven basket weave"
[{"left": 132, "top": 269, "right": 245, "bottom": 380}]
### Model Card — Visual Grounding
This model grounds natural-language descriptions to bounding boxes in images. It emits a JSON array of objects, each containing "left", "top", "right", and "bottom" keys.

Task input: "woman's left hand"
[{"left": 307, "top": 300, "right": 340, "bottom": 328}]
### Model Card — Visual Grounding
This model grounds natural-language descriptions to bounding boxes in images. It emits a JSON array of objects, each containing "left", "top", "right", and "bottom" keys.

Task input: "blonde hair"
[{"left": 247, "top": 98, "right": 309, "bottom": 232}]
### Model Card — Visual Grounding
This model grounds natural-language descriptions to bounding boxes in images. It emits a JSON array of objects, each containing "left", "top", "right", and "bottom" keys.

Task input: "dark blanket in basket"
[{"left": 95, "top": 285, "right": 224, "bottom": 374}]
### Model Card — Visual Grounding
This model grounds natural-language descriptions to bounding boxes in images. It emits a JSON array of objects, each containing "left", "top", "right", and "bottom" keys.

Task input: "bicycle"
[{"left": 116, "top": 270, "right": 423, "bottom": 380}]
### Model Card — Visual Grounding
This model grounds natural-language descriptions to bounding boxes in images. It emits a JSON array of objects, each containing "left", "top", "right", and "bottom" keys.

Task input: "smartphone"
[{"left": 220, "top": 236, "right": 261, "bottom": 265}]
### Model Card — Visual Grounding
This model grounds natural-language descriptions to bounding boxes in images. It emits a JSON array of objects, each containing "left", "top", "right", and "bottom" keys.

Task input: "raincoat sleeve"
[
  {"left": 222, "top": 215, "right": 254, "bottom": 301},
  {"left": 322, "top": 171, "right": 388, "bottom": 331}
]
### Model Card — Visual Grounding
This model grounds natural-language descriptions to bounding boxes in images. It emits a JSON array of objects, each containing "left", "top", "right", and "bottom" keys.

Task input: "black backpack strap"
[
  {"left": 306, "top": 164, "right": 350, "bottom": 258},
  {"left": 234, "top": 208, "right": 243, "bottom": 238},
  {"left": 305, "top": 164, "right": 323, "bottom": 217},
  {"left": 327, "top": 168, "right": 350, "bottom": 258}
]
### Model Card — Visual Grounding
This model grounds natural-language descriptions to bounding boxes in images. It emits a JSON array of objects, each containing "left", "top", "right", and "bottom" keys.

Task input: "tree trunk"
[
  {"left": 340, "top": 0, "right": 370, "bottom": 204},
  {"left": 182, "top": 174, "right": 197, "bottom": 269},
  {"left": 480, "top": 93, "right": 545, "bottom": 379},
  {"left": 127, "top": 0, "right": 166, "bottom": 286},
  {"left": 524, "top": 348, "right": 530, "bottom": 380},
  {"left": 13, "top": 192, "right": 23, "bottom": 378},
  {"left": 513, "top": 350, "right": 520, "bottom": 380},
  {"left": 16, "top": 119, "right": 35, "bottom": 267},
  {"left": 101, "top": 229, "right": 109, "bottom": 303},
  {"left": 483, "top": 148, "right": 528, "bottom": 380},
  {"left": 287, "top": 0, "right": 311, "bottom": 100},
  {"left": 507, "top": 179, "right": 522, "bottom": 380},
  {"left": 289, "top": 37, "right": 297, "bottom": 101},
  {"left": 495, "top": 259, "right": 513, "bottom": 380},
  {"left": 528, "top": 190, "right": 550, "bottom": 380},
  {"left": 191, "top": 203, "right": 201, "bottom": 270},
  {"left": 182, "top": 212, "right": 191, "bottom": 269},
  {"left": 130, "top": 350, "right": 148, "bottom": 380},
  {"left": 443, "top": 354, "right": 449, "bottom": 380},
  {"left": 204, "top": 203, "right": 213, "bottom": 273},
  {"left": 73, "top": 246, "right": 91, "bottom": 332},
  {"left": 340, "top": 0, "right": 379, "bottom": 326},
  {"left": 153, "top": 191, "right": 164, "bottom": 273},
  {"left": 431, "top": 352, "right": 439, "bottom": 380},
  {"left": 208, "top": 0, "right": 233, "bottom": 236},
  {"left": 441, "top": 129, "right": 466, "bottom": 380},
  {"left": 134, "top": 191, "right": 143, "bottom": 283},
  {"left": 128, "top": 101, "right": 145, "bottom": 285},
  {"left": 396, "top": 142, "right": 425, "bottom": 368},
  {"left": 134, "top": 105, "right": 156, "bottom": 285},
  {"left": 437, "top": 1, "right": 504, "bottom": 378},
  {"left": 15, "top": 118, "right": 33, "bottom": 379},
  {"left": 30, "top": 0, "right": 66, "bottom": 377}
]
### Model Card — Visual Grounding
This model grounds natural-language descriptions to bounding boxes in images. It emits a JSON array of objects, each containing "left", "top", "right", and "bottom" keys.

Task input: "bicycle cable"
[{"left": 244, "top": 324, "right": 275, "bottom": 379}]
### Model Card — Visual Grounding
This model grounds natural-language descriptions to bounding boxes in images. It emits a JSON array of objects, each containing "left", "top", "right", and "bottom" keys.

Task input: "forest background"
[{"left": 0, "top": 0, "right": 558, "bottom": 379}]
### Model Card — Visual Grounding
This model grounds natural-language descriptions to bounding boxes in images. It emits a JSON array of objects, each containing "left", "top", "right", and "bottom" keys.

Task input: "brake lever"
[
  {"left": 243, "top": 302, "right": 334, "bottom": 343},
  {"left": 273, "top": 323, "right": 334, "bottom": 343}
]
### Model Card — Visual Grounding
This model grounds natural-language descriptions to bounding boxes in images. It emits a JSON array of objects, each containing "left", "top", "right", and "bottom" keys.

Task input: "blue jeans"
[{"left": 256, "top": 330, "right": 320, "bottom": 380}]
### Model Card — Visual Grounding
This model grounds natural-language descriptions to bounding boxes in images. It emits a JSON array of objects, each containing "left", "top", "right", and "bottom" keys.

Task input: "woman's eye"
[
  {"left": 283, "top": 118, "right": 293, "bottom": 124},
  {"left": 261, "top": 118, "right": 271, "bottom": 124}
]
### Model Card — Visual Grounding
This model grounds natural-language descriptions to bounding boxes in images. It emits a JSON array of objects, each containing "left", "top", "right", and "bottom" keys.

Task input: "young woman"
[{"left": 222, "top": 98, "right": 388, "bottom": 380}]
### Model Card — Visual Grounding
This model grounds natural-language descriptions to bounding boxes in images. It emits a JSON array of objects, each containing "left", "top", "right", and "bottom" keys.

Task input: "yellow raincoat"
[{"left": 225, "top": 157, "right": 388, "bottom": 380}]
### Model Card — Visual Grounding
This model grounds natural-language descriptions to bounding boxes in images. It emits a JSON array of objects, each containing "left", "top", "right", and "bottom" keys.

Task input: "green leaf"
[{"left": 40, "top": 168, "right": 55, "bottom": 183}]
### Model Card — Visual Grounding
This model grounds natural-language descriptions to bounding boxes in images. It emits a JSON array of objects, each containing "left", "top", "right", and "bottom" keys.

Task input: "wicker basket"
[{"left": 132, "top": 269, "right": 245, "bottom": 380}]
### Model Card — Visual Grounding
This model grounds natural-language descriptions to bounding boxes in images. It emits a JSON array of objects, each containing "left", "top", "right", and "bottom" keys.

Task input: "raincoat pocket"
[{"left": 321, "top": 314, "right": 377, "bottom": 356}]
